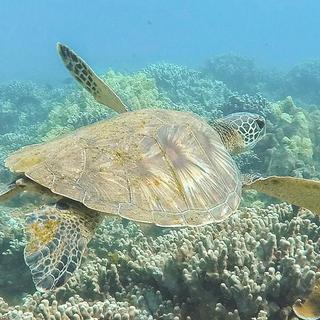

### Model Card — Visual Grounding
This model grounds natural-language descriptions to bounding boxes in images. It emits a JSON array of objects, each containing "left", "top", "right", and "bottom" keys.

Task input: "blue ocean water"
[
  {"left": 1, "top": 0, "right": 320, "bottom": 83},
  {"left": 1, "top": 1, "right": 320, "bottom": 319}
]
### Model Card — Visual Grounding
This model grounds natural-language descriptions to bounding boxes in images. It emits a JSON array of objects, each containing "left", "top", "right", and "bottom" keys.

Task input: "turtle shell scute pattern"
[{"left": 6, "top": 109, "right": 241, "bottom": 226}]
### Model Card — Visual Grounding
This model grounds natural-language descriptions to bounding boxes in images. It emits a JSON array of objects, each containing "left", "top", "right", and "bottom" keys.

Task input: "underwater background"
[{"left": 1, "top": 0, "right": 320, "bottom": 319}]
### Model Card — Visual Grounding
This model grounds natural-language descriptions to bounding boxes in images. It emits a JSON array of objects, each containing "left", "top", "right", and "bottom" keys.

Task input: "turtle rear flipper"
[
  {"left": 0, "top": 178, "right": 35, "bottom": 203},
  {"left": 0, "top": 178, "right": 61, "bottom": 204},
  {"left": 57, "top": 43, "right": 128, "bottom": 114},
  {"left": 244, "top": 176, "right": 320, "bottom": 214},
  {"left": 0, "top": 182, "right": 21, "bottom": 202},
  {"left": 24, "top": 201, "right": 102, "bottom": 291}
]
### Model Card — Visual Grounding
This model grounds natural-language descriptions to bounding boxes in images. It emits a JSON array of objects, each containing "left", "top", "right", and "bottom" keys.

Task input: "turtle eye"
[
  {"left": 256, "top": 119, "right": 265, "bottom": 130},
  {"left": 56, "top": 200, "right": 70, "bottom": 210}
]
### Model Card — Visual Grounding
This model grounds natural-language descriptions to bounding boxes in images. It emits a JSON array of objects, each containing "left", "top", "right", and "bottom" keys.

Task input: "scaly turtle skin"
[{"left": 0, "top": 43, "right": 319, "bottom": 293}]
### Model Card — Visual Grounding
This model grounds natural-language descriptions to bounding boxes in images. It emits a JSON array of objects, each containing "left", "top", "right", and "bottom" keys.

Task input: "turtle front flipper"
[
  {"left": 244, "top": 176, "right": 320, "bottom": 214},
  {"left": 24, "top": 201, "right": 102, "bottom": 291},
  {"left": 57, "top": 43, "right": 128, "bottom": 114}
]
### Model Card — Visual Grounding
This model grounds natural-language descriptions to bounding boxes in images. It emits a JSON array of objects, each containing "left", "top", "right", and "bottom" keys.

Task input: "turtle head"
[{"left": 213, "top": 112, "right": 266, "bottom": 154}]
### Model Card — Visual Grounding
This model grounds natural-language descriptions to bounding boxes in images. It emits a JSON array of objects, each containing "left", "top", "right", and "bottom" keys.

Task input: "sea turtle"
[{"left": 1, "top": 43, "right": 319, "bottom": 292}]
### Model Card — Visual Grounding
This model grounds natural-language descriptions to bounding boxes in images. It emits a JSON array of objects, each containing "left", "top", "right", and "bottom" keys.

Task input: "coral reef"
[
  {"left": 1, "top": 60, "right": 320, "bottom": 320},
  {"left": 37, "top": 90, "right": 111, "bottom": 140},
  {"left": 145, "top": 63, "right": 231, "bottom": 120},
  {"left": 0, "top": 206, "right": 33, "bottom": 305},
  {"left": 1, "top": 204, "right": 319, "bottom": 319},
  {"left": 103, "top": 70, "right": 172, "bottom": 111},
  {"left": 204, "top": 54, "right": 320, "bottom": 107},
  {"left": 38, "top": 70, "right": 175, "bottom": 140},
  {"left": 254, "top": 97, "right": 318, "bottom": 178},
  {"left": 0, "top": 82, "right": 63, "bottom": 134},
  {"left": 309, "top": 109, "right": 320, "bottom": 175},
  {"left": 0, "top": 82, "right": 68, "bottom": 184},
  {"left": 203, "top": 54, "right": 263, "bottom": 94},
  {"left": 223, "top": 93, "right": 273, "bottom": 117},
  {"left": 286, "top": 60, "right": 320, "bottom": 106}
]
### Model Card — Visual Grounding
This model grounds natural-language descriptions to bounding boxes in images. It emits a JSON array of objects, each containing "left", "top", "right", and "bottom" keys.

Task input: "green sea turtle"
[{"left": 1, "top": 43, "right": 319, "bottom": 292}]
